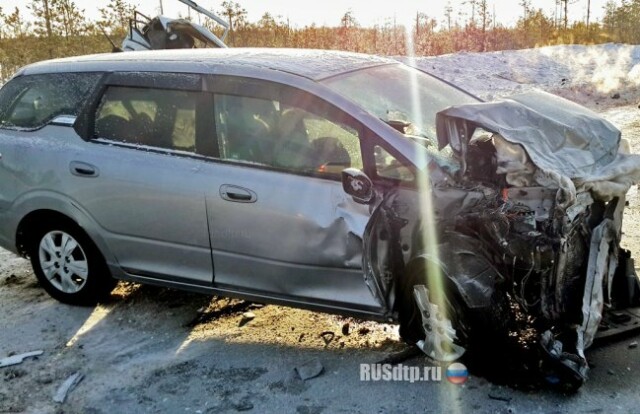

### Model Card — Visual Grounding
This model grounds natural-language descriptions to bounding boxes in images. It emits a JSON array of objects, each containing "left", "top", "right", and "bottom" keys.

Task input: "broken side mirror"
[{"left": 342, "top": 168, "right": 374, "bottom": 204}]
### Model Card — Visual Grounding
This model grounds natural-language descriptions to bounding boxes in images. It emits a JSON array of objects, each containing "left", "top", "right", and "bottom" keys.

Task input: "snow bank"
[{"left": 404, "top": 43, "right": 640, "bottom": 110}]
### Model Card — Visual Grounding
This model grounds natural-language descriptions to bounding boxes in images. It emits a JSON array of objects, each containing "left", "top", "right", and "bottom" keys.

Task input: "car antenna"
[{"left": 99, "top": 26, "right": 123, "bottom": 53}]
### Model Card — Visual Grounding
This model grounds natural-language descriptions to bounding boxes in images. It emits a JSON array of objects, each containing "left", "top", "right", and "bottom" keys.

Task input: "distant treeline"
[{"left": 1, "top": 0, "right": 639, "bottom": 82}]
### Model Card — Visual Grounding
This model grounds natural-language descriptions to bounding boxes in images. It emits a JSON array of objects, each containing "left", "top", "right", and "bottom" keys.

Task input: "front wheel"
[
  {"left": 29, "top": 223, "right": 116, "bottom": 306},
  {"left": 398, "top": 254, "right": 511, "bottom": 363}
]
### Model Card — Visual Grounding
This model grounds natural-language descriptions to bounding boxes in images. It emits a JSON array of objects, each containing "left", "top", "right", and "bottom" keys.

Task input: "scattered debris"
[
  {"left": 186, "top": 299, "right": 257, "bottom": 327},
  {"left": 295, "top": 359, "right": 324, "bottom": 381},
  {"left": 0, "top": 274, "right": 22, "bottom": 287},
  {"left": 610, "top": 312, "right": 632, "bottom": 324},
  {"left": 629, "top": 341, "right": 638, "bottom": 349},
  {"left": 233, "top": 396, "right": 254, "bottom": 412},
  {"left": 319, "top": 331, "right": 335, "bottom": 346},
  {"left": 357, "top": 327, "right": 371, "bottom": 336},
  {"left": 239, "top": 312, "right": 256, "bottom": 327},
  {"left": 3, "top": 368, "right": 26, "bottom": 381},
  {"left": 53, "top": 372, "right": 84, "bottom": 403},
  {"left": 269, "top": 370, "right": 310, "bottom": 395},
  {"left": 488, "top": 392, "right": 513, "bottom": 402},
  {"left": 0, "top": 350, "right": 43, "bottom": 368},
  {"left": 377, "top": 345, "right": 423, "bottom": 365}
]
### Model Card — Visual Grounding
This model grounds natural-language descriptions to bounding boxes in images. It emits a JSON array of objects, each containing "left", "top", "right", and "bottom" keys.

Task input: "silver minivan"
[{"left": 1, "top": 49, "right": 638, "bottom": 389}]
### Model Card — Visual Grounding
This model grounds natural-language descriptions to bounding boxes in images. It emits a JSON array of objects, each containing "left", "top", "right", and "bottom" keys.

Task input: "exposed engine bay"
[{"left": 364, "top": 91, "right": 640, "bottom": 390}]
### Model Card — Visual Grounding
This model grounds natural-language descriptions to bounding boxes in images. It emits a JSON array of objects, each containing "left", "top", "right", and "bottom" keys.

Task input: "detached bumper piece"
[{"left": 540, "top": 330, "right": 589, "bottom": 391}]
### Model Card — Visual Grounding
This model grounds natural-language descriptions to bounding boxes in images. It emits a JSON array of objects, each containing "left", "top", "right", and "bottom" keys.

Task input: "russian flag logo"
[{"left": 446, "top": 362, "right": 468, "bottom": 385}]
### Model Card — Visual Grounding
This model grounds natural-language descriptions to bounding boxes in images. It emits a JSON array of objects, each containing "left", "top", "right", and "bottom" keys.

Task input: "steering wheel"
[{"left": 311, "top": 137, "right": 351, "bottom": 170}]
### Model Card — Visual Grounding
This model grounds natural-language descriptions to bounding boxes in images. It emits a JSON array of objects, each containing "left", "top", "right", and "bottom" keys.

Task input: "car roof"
[{"left": 19, "top": 48, "right": 398, "bottom": 81}]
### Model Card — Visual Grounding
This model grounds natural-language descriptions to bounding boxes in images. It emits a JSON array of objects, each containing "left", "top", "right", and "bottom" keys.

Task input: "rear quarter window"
[
  {"left": 94, "top": 86, "right": 199, "bottom": 152},
  {"left": 0, "top": 72, "right": 101, "bottom": 130}
]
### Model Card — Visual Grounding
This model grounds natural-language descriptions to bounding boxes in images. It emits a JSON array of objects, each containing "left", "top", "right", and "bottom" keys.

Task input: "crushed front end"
[{"left": 365, "top": 91, "right": 640, "bottom": 389}]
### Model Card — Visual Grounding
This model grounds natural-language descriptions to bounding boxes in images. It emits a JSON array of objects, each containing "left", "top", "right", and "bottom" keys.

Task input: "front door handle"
[
  {"left": 70, "top": 161, "right": 99, "bottom": 177},
  {"left": 219, "top": 184, "right": 257, "bottom": 203}
]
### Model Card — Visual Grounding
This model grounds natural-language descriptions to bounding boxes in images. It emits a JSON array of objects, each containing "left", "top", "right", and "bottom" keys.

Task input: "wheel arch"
[
  {"left": 17, "top": 210, "right": 83, "bottom": 255},
  {"left": 11, "top": 192, "right": 118, "bottom": 267},
  {"left": 403, "top": 233, "right": 504, "bottom": 310}
]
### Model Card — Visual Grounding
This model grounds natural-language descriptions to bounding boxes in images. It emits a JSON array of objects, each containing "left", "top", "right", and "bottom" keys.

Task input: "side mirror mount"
[{"left": 341, "top": 168, "right": 375, "bottom": 205}]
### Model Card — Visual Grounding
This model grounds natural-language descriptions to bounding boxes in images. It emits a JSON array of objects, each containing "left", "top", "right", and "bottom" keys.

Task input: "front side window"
[
  {"left": 0, "top": 73, "right": 101, "bottom": 129},
  {"left": 214, "top": 88, "right": 363, "bottom": 178},
  {"left": 95, "top": 86, "right": 198, "bottom": 152},
  {"left": 375, "top": 145, "right": 415, "bottom": 182}
]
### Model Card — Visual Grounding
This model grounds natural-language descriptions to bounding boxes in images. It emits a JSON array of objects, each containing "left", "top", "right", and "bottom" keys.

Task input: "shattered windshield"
[{"left": 322, "top": 63, "right": 478, "bottom": 145}]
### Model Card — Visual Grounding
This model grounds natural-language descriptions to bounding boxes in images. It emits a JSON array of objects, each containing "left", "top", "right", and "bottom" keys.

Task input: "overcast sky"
[{"left": 0, "top": 0, "right": 616, "bottom": 28}]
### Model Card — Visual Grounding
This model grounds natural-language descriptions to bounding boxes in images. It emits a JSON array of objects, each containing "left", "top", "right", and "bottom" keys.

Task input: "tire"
[
  {"left": 28, "top": 222, "right": 116, "bottom": 306},
  {"left": 397, "top": 256, "right": 512, "bottom": 362}
]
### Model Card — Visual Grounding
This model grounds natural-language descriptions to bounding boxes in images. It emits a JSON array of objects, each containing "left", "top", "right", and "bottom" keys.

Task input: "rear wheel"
[{"left": 28, "top": 223, "right": 116, "bottom": 306}]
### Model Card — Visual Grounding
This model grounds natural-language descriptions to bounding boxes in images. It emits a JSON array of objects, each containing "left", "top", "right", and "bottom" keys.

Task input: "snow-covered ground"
[
  {"left": 2, "top": 44, "right": 640, "bottom": 413},
  {"left": 404, "top": 43, "right": 640, "bottom": 110}
]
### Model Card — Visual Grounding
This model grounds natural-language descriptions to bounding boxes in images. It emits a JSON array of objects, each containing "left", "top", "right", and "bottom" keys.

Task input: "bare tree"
[
  {"left": 465, "top": 0, "right": 478, "bottom": 26},
  {"left": 338, "top": 9, "right": 360, "bottom": 50},
  {"left": 3, "top": 7, "right": 29, "bottom": 38},
  {"left": 444, "top": 2, "right": 453, "bottom": 31},
  {"left": 220, "top": 2, "right": 247, "bottom": 31},
  {"left": 0, "top": 7, "right": 4, "bottom": 40},
  {"left": 340, "top": 9, "right": 358, "bottom": 29},
  {"left": 478, "top": 0, "right": 490, "bottom": 34},
  {"left": 416, "top": 12, "right": 430, "bottom": 37},
  {"left": 98, "top": 0, "right": 135, "bottom": 35},
  {"left": 219, "top": 1, "right": 247, "bottom": 45},
  {"left": 56, "top": 0, "right": 86, "bottom": 38},
  {"left": 476, "top": 0, "right": 491, "bottom": 50},
  {"left": 29, "top": 0, "right": 56, "bottom": 39},
  {"left": 519, "top": 0, "right": 531, "bottom": 18},
  {"left": 559, "top": 0, "right": 577, "bottom": 30},
  {"left": 602, "top": 0, "right": 617, "bottom": 32}
]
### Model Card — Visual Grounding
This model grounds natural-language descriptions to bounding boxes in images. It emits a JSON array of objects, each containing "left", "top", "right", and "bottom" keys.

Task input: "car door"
[
  {"left": 204, "top": 75, "right": 382, "bottom": 312},
  {"left": 68, "top": 72, "right": 216, "bottom": 285}
]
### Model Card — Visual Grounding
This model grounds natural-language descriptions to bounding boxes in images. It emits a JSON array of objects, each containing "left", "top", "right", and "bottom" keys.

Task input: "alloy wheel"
[{"left": 38, "top": 230, "right": 89, "bottom": 294}]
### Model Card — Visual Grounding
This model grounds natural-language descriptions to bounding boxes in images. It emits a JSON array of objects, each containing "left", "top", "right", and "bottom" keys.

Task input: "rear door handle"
[
  {"left": 70, "top": 161, "right": 99, "bottom": 177},
  {"left": 219, "top": 184, "right": 257, "bottom": 203}
]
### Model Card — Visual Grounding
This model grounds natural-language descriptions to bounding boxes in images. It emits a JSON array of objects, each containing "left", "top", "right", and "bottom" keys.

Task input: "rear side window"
[
  {"left": 94, "top": 86, "right": 199, "bottom": 152},
  {"left": 0, "top": 73, "right": 101, "bottom": 129}
]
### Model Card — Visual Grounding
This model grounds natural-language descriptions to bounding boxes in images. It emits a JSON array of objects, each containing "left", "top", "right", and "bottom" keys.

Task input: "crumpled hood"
[{"left": 436, "top": 90, "right": 640, "bottom": 202}]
